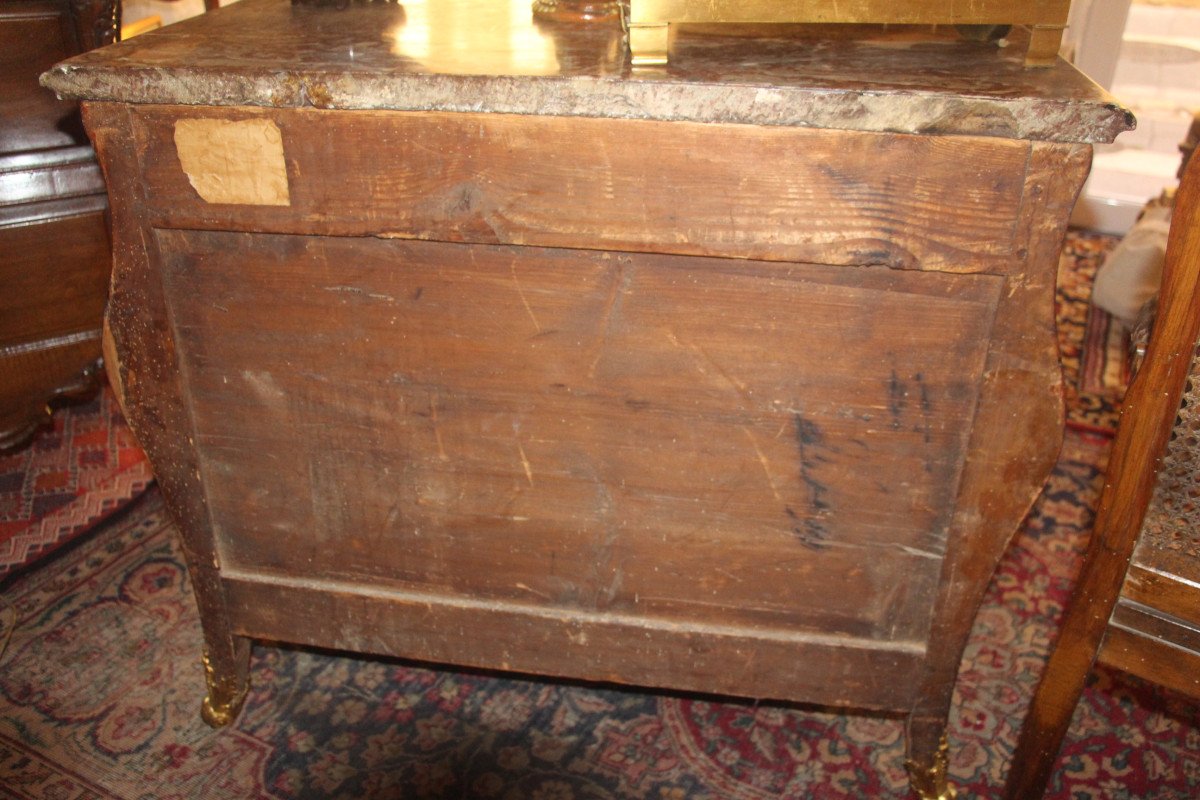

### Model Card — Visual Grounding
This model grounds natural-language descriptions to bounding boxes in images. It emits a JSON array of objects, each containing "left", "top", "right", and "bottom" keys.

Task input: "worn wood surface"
[
  {"left": 85, "top": 94, "right": 1084, "bottom": 795},
  {"left": 128, "top": 106, "right": 1030, "bottom": 273},
  {"left": 82, "top": 101, "right": 252, "bottom": 723},
  {"left": 905, "top": 140, "right": 1087, "bottom": 784},
  {"left": 161, "top": 229, "right": 998, "bottom": 650},
  {"left": 1004, "top": 147, "right": 1200, "bottom": 800},
  {"left": 0, "top": 212, "right": 110, "bottom": 446},
  {"left": 225, "top": 573, "right": 928, "bottom": 711},
  {"left": 1120, "top": 564, "right": 1200, "bottom": 628}
]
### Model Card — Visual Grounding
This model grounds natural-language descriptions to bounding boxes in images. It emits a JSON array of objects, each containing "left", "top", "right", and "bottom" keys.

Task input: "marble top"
[{"left": 42, "top": 0, "right": 1133, "bottom": 143}]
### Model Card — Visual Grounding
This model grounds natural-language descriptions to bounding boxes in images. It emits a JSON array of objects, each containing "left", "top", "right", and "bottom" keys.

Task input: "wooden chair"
[{"left": 1005, "top": 148, "right": 1200, "bottom": 798}]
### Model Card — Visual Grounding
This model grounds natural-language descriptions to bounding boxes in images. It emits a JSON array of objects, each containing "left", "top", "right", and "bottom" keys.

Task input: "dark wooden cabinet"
[
  {"left": 0, "top": 0, "right": 118, "bottom": 449},
  {"left": 43, "top": 3, "right": 1133, "bottom": 797}
]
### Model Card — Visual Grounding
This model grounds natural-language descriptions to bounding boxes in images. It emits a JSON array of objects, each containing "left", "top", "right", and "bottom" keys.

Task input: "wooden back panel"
[
  {"left": 159, "top": 229, "right": 1000, "bottom": 646},
  {"left": 85, "top": 101, "right": 1084, "bottom": 714}
]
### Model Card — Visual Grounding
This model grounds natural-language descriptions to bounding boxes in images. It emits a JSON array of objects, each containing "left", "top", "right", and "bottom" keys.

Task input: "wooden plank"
[
  {"left": 1121, "top": 564, "right": 1200, "bottom": 631},
  {"left": 0, "top": 4, "right": 81, "bottom": 153},
  {"left": 909, "top": 140, "right": 1084, "bottom": 776},
  {"left": 130, "top": 107, "right": 1031, "bottom": 272},
  {"left": 158, "top": 229, "right": 1002, "bottom": 645},
  {"left": 0, "top": 212, "right": 110, "bottom": 344},
  {"left": 1100, "top": 601, "right": 1200, "bottom": 700},
  {"left": 85, "top": 90, "right": 1081, "bottom": 770},
  {"left": 223, "top": 571, "right": 926, "bottom": 711},
  {"left": 82, "top": 101, "right": 252, "bottom": 727}
]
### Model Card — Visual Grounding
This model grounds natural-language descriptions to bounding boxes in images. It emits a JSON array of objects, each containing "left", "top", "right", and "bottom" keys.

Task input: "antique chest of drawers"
[{"left": 42, "top": 2, "right": 1131, "bottom": 796}]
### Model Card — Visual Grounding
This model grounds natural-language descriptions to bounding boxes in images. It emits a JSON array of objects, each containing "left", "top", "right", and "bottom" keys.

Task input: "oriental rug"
[
  {"left": 0, "top": 385, "right": 152, "bottom": 581},
  {"left": 1057, "top": 230, "right": 1125, "bottom": 433},
  {"left": 2, "top": 431, "right": 1197, "bottom": 800},
  {"left": 4, "top": 231, "right": 1187, "bottom": 800},
  {"left": 1080, "top": 302, "right": 1131, "bottom": 396}
]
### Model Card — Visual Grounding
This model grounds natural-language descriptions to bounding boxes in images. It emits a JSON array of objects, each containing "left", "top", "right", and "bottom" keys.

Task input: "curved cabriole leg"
[
  {"left": 902, "top": 141, "right": 1091, "bottom": 800},
  {"left": 905, "top": 718, "right": 956, "bottom": 800},
  {"left": 79, "top": 103, "right": 254, "bottom": 730}
]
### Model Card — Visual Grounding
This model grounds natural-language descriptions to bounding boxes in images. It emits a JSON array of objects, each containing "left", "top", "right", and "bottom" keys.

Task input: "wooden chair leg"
[
  {"left": 1005, "top": 145, "right": 1200, "bottom": 800},
  {"left": 1002, "top": 559, "right": 1116, "bottom": 798}
]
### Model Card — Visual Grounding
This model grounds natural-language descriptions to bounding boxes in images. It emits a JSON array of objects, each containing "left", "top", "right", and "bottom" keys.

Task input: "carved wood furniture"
[
  {"left": 42, "top": 1, "right": 1131, "bottom": 796},
  {"left": 627, "top": 0, "right": 1072, "bottom": 67},
  {"left": 1005, "top": 149, "right": 1200, "bottom": 800},
  {"left": 0, "top": 0, "right": 119, "bottom": 449}
]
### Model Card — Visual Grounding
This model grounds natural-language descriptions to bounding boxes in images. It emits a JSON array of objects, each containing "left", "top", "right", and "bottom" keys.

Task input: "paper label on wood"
[{"left": 173, "top": 118, "right": 290, "bottom": 206}]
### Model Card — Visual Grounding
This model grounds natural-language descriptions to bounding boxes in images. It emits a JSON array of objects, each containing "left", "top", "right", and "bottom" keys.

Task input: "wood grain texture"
[
  {"left": 0, "top": 211, "right": 109, "bottom": 344},
  {"left": 0, "top": 208, "right": 110, "bottom": 448},
  {"left": 129, "top": 106, "right": 1030, "bottom": 272},
  {"left": 0, "top": 338, "right": 102, "bottom": 449},
  {"left": 1004, "top": 146, "right": 1200, "bottom": 800},
  {"left": 157, "top": 229, "right": 1001, "bottom": 654},
  {"left": 1119, "top": 564, "right": 1200, "bottom": 629},
  {"left": 224, "top": 572, "right": 927, "bottom": 711},
  {"left": 905, "top": 139, "right": 1086, "bottom": 782},
  {"left": 83, "top": 89, "right": 1083, "bottom": 792},
  {"left": 1, "top": 1, "right": 83, "bottom": 153}
]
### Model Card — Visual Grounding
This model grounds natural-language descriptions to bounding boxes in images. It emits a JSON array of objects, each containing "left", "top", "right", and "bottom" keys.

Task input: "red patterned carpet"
[
  {"left": 1057, "top": 230, "right": 1127, "bottom": 435},
  {"left": 1, "top": 232, "right": 1197, "bottom": 799},
  {"left": 0, "top": 385, "right": 152, "bottom": 581}
]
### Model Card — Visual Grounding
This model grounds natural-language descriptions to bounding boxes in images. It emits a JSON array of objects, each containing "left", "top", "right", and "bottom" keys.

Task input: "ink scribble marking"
[{"left": 791, "top": 411, "right": 833, "bottom": 550}]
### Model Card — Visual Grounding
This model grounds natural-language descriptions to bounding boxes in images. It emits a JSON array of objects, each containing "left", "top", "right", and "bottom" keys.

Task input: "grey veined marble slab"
[{"left": 43, "top": 0, "right": 1133, "bottom": 143}]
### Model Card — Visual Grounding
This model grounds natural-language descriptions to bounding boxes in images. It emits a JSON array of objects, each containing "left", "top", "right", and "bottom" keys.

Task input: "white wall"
[{"left": 1073, "top": 1, "right": 1200, "bottom": 233}]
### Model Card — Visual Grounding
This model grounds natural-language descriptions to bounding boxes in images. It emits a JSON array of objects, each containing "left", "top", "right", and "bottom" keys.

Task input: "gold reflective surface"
[{"left": 388, "top": 0, "right": 560, "bottom": 75}]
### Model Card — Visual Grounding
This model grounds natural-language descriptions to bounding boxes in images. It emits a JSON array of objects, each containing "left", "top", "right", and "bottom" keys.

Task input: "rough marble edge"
[{"left": 42, "top": 65, "right": 1134, "bottom": 143}]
